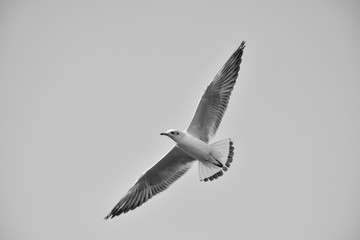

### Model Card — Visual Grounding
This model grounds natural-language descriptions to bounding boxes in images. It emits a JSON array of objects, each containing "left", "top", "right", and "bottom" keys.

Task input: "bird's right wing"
[{"left": 105, "top": 147, "right": 194, "bottom": 219}]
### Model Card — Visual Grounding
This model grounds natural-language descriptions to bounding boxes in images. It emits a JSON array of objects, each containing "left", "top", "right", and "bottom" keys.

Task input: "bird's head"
[{"left": 160, "top": 129, "right": 185, "bottom": 143}]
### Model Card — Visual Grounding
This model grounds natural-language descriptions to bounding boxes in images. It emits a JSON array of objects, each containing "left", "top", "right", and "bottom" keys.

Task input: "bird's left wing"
[
  {"left": 186, "top": 42, "right": 245, "bottom": 142},
  {"left": 105, "top": 147, "right": 194, "bottom": 219}
]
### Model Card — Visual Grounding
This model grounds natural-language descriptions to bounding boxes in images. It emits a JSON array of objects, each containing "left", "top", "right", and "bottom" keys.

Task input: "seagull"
[{"left": 105, "top": 42, "right": 245, "bottom": 219}]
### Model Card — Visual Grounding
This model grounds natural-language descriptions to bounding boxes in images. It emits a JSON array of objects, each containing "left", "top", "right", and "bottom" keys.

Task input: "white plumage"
[{"left": 105, "top": 42, "right": 245, "bottom": 219}]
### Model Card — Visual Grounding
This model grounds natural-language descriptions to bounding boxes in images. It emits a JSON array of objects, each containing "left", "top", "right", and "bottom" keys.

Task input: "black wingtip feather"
[
  {"left": 233, "top": 41, "right": 246, "bottom": 58},
  {"left": 239, "top": 41, "right": 246, "bottom": 50}
]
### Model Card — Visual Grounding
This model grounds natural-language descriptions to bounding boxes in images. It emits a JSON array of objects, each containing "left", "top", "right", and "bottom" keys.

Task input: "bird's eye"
[
  {"left": 171, "top": 131, "right": 174, "bottom": 135},
  {"left": 176, "top": 132, "right": 179, "bottom": 135}
]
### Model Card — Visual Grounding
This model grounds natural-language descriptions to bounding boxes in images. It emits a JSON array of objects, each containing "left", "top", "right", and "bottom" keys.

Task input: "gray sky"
[{"left": 1, "top": 1, "right": 359, "bottom": 240}]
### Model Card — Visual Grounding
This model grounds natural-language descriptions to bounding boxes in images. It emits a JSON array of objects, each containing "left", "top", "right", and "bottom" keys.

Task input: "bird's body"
[
  {"left": 105, "top": 42, "right": 245, "bottom": 219},
  {"left": 178, "top": 132, "right": 213, "bottom": 162},
  {"left": 165, "top": 130, "right": 213, "bottom": 163},
  {"left": 166, "top": 130, "right": 229, "bottom": 170}
]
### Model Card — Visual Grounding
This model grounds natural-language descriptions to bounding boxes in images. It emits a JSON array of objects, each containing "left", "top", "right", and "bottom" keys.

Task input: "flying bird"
[{"left": 105, "top": 42, "right": 245, "bottom": 219}]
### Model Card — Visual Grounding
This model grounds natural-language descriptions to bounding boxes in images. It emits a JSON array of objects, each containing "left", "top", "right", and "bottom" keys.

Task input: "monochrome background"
[{"left": 1, "top": 1, "right": 359, "bottom": 240}]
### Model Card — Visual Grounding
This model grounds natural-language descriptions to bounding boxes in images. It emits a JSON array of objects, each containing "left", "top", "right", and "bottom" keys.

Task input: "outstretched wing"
[
  {"left": 186, "top": 42, "right": 245, "bottom": 142},
  {"left": 105, "top": 147, "right": 194, "bottom": 219}
]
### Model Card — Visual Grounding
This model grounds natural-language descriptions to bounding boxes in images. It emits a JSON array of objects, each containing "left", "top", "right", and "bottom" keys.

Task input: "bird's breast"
[{"left": 176, "top": 135, "right": 211, "bottom": 161}]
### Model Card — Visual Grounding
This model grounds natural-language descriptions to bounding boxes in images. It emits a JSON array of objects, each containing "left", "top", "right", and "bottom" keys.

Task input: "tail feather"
[{"left": 199, "top": 139, "right": 234, "bottom": 182}]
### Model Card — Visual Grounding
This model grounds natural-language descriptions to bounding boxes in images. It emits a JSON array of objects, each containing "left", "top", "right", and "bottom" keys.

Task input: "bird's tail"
[{"left": 198, "top": 138, "right": 234, "bottom": 182}]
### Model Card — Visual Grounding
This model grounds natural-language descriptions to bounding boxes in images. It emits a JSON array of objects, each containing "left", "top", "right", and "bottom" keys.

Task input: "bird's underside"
[{"left": 105, "top": 42, "right": 245, "bottom": 219}]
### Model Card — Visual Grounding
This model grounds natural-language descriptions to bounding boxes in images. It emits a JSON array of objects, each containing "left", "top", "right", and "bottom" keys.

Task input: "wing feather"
[
  {"left": 104, "top": 147, "right": 194, "bottom": 219},
  {"left": 186, "top": 42, "right": 245, "bottom": 142}
]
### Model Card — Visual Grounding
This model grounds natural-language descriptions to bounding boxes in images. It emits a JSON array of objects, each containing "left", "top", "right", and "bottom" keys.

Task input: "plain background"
[{"left": 1, "top": 1, "right": 359, "bottom": 240}]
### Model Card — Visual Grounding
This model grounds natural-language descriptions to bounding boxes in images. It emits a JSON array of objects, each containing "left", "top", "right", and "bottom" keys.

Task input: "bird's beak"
[{"left": 160, "top": 132, "right": 168, "bottom": 136}]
